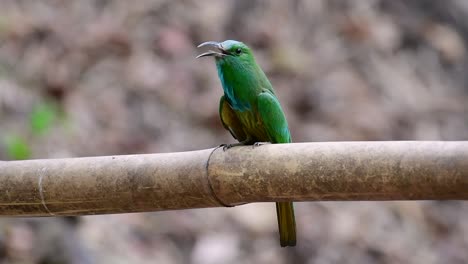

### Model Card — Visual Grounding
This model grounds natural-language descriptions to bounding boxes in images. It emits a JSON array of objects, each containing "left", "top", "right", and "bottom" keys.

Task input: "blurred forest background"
[{"left": 1, "top": 0, "right": 468, "bottom": 263}]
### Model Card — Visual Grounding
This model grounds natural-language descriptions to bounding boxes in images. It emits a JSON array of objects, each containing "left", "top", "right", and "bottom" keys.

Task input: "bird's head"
[
  {"left": 196, "top": 40, "right": 255, "bottom": 66},
  {"left": 196, "top": 40, "right": 268, "bottom": 91}
]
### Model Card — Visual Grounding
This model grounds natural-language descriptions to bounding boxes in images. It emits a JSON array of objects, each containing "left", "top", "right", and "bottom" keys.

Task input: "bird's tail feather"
[{"left": 276, "top": 201, "right": 296, "bottom": 247}]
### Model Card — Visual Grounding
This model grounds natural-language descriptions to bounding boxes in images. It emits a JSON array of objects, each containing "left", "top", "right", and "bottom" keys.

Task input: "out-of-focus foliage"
[
  {"left": 2, "top": 102, "right": 60, "bottom": 160},
  {"left": 0, "top": 1, "right": 468, "bottom": 263},
  {"left": 29, "top": 102, "right": 58, "bottom": 136},
  {"left": 4, "top": 135, "right": 31, "bottom": 160}
]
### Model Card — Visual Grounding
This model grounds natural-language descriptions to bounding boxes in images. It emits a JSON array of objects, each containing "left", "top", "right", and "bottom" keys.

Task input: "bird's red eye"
[{"left": 236, "top": 48, "right": 242, "bottom": 54}]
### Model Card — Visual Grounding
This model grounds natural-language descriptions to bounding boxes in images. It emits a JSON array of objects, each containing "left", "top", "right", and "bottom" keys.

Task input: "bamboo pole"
[{"left": 0, "top": 141, "right": 467, "bottom": 216}]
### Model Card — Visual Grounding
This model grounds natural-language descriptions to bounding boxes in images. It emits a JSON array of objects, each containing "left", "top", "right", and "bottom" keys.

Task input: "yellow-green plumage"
[{"left": 198, "top": 40, "right": 296, "bottom": 247}]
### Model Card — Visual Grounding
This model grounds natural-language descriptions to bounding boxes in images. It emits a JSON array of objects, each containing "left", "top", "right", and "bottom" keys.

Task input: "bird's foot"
[
  {"left": 252, "top": 142, "right": 270, "bottom": 149},
  {"left": 219, "top": 144, "right": 231, "bottom": 151},
  {"left": 219, "top": 141, "right": 251, "bottom": 151},
  {"left": 219, "top": 143, "right": 241, "bottom": 151}
]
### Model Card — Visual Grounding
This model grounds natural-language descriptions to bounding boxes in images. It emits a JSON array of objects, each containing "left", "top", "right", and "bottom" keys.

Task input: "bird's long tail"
[{"left": 276, "top": 201, "right": 296, "bottom": 247}]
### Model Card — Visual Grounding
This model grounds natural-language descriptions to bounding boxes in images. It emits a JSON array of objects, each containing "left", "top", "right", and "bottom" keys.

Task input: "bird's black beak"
[{"left": 196, "top": 41, "right": 228, "bottom": 58}]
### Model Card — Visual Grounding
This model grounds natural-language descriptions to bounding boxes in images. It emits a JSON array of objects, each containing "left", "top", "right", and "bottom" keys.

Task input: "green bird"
[{"left": 197, "top": 40, "right": 296, "bottom": 247}]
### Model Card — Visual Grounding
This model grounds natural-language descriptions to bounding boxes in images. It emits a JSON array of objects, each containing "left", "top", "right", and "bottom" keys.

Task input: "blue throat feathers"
[{"left": 216, "top": 62, "right": 251, "bottom": 112}]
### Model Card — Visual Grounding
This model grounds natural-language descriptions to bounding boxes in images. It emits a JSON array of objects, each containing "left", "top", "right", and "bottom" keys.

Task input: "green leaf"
[
  {"left": 30, "top": 102, "right": 58, "bottom": 136},
  {"left": 5, "top": 135, "right": 31, "bottom": 160}
]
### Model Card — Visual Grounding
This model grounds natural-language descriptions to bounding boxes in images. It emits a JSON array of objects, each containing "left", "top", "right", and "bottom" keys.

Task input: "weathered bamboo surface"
[{"left": 0, "top": 141, "right": 467, "bottom": 216}]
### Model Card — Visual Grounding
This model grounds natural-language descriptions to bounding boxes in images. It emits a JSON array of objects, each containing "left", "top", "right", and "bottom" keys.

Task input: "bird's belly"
[{"left": 235, "top": 110, "right": 268, "bottom": 142}]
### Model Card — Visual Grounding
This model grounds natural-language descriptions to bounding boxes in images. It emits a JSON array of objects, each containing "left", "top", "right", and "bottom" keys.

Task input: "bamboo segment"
[
  {"left": 208, "top": 141, "right": 468, "bottom": 204},
  {"left": 0, "top": 149, "right": 219, "bottom": 216},
  {"left": 0, "top": 141, "right": 467, "bottom": 216}
]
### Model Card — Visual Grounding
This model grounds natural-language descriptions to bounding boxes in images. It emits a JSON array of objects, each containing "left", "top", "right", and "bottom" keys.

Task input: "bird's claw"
[
  {"left": 219, "top": 142, "right": 269, "bottom": 151},
  {"left": 252, "top": 142, "right": 270, "bottom": 149},
  {"left": 219, "top": 144, "right": 233, "bottom": 151}
]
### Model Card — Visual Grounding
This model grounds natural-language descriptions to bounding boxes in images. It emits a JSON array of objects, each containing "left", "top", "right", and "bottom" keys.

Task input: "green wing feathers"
[
  {"left": 258, "top": 91, "right": 296, "bottom": 246},
  {"left": 257, "top": 91, "right": 291, "bottom": 143}
]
